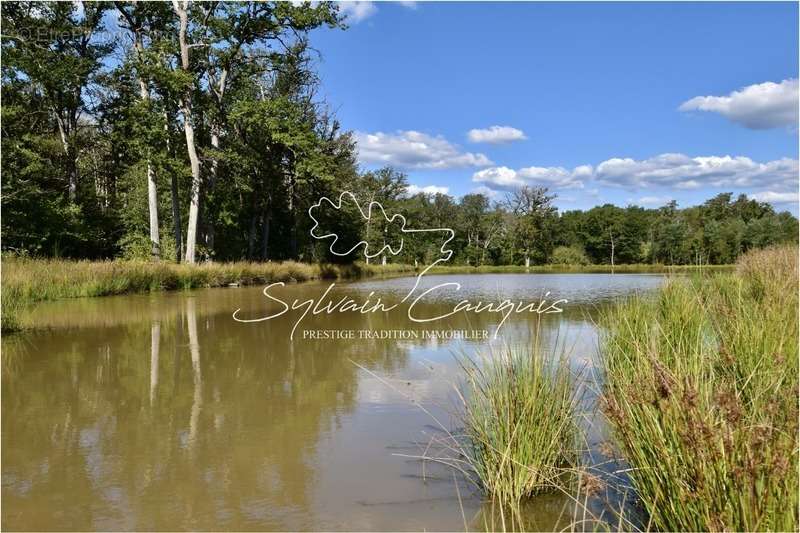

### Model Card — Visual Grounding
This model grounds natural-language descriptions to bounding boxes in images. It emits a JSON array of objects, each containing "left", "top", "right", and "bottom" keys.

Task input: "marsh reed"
[
  {"left": 600, "top": 244, "right": 799, "bottom": 531},
  {"left": 456, "top": 341, "right": 580, "bottom": 509}
]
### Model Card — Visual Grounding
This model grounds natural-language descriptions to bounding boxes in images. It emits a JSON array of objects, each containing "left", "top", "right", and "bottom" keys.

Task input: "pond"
[{"left": 2, "top": 273, "right": 664, "bottom": 531}]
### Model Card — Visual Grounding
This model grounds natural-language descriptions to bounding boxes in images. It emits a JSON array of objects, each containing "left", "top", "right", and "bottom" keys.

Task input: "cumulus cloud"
[
  {"left": 749, "top": 191, "right": 799, "bottom": 204},
  {"left": 469, "top": 185, "right": 500, "bottom": 199},
  {"left": 472, "top": 154, "right": 798, "bottom": 211},
  {"left": 406, "top": 184, "right": 449, "bottom": 196},
  {"left": 635, "top": 196, "right": 673, "bottom": 206},
  {"left": 472, "top": 165, "right": 586, "bottom": 190},
  {"left": 679, "top": 79, "right": 799, "bottom": 130},
  {"left": 338, "top": 2, "right": 378, "bottom": 23},
  {"left": 595, "top": 153, "right": 798, "bottom": 191},
  {"left": 336, "top": 1, "right": 416, "bottom": 22},
  {"left": 356, "top": 130, "right": 492, "bottom": 169},
  {"left": 467, "top": 125, "right": 527, "bottom": 144}
]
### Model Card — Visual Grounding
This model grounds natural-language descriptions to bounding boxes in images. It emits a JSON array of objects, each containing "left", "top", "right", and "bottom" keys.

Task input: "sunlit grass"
[
  {"left": 600, "top": 244, "right": 799, "bottom": 531},
  {"left": 455, "top": 332, "right": 582, "bottom": 516},
  {"left": 1, "top": 284, "right": 24, "bottom": 332}
]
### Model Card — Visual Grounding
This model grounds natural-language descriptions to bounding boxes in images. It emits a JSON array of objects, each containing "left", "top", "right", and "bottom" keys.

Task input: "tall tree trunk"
[
  {"left": 124, "top": 14, "right": 160, "bottom": 260},
  {"left": 204, "top": 69, "right": 227, "bottom": 257},
  {"left": 609, "top": 231, "right": 615, "bottom": 271},
  {"left": 182, "top": 105, "right": 201, "bottom": 264},
  {"left": 55, "top": 113, "right": 77, "bottom": 201},
  {"left": 146, "top": 160, "right": 160, "bottom": 259},
  {"left": 165, "top": 112, "right": 183, "bottom": 263},
  {"left": 173, "top": 0, "right": 201, "bottom": 264},
  {"left": 139, "top": 74, "right": 160, "bottom": 260}
]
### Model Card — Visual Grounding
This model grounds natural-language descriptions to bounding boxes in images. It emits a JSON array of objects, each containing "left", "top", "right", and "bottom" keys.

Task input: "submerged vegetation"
[{"left": 601, "top": 244, "right": 799, "bottom": 531}]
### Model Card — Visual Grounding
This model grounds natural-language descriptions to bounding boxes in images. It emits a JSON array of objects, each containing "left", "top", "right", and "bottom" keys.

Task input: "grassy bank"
[
  {"left": 0, "top": 256, "right": 732, "bottom": 333},
  {"left": 0, "top": 257, "right": 414, "bottom": 332},
  {"left": 600, "top": 245, "right": 798, "bottom": 531}
]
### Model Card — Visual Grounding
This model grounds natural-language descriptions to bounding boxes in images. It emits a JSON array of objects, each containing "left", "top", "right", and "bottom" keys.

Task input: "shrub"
[{"left": 549, "top": 245, "right": 590, "bottom": 265}]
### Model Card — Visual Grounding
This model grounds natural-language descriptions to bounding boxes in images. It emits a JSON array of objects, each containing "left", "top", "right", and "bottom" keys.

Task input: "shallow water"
[{"left": 2, "top": 273, "right": 663, "bottom": 531}]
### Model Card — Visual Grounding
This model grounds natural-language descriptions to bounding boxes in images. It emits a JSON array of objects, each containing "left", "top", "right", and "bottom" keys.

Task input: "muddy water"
[{"left": 2, "top": 273, "right": 663, "bottom": 531}]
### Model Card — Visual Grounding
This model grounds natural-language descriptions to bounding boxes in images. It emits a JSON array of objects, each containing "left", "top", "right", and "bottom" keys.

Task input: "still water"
[{"left": 2, "top": 274, "right": 663, "bottom": 531}]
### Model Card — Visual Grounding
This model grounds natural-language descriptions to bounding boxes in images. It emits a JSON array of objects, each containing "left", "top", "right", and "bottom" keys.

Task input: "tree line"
[
  {"left": 2, "top": 2, "right": 797, "bottom": 266},
  {"left": 332, "top": 170, "right": 798, "bottom": 267}
]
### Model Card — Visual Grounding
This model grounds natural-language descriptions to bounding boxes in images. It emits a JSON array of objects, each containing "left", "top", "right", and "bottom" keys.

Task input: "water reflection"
[{"left": 2, "top": 274, "right": 663, "bottom": 530}]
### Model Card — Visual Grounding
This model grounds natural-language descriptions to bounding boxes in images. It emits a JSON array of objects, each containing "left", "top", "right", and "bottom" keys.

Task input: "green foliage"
[
  {"left": 1, "top": 2, "right": 796, "bottom": 268},
  {"left": 549, "top": 245, "right": 590, "bottom": 265},
  {"left": 119, "top": 232, "right": 178, "bottom": 261}
]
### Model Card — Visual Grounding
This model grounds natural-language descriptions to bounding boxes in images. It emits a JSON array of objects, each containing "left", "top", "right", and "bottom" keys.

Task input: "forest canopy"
[{"left": 2, "top": 1, "right": 797, "bottom": 266}]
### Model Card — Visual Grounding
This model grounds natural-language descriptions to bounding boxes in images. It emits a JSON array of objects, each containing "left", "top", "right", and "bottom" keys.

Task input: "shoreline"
[{"left": 1, "top": 257, "right": 732, "bottom": 332}]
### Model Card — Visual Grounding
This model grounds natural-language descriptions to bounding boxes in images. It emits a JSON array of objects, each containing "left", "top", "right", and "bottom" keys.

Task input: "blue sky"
[{"left": 311, "top": 2, "right": 799, "bottom": 213}]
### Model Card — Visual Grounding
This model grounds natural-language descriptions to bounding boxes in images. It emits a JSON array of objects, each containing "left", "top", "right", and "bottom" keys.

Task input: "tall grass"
[
  {"left": 456, "top": 337, "right": 581, "bottom": 511},
  {"left": 1, "top": 284, "right": 24, "bottom": 332},
  {"left": 600, "top": 245, "right": 799, "bottom": 531}
]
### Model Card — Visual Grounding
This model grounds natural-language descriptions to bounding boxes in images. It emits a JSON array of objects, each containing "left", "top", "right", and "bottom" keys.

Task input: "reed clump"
[
  {"left": 600, "top": 244, "right": 798, "bottom": 531},
  {"left": 457, "top": 341, "right": 581, "bottom": 510}
]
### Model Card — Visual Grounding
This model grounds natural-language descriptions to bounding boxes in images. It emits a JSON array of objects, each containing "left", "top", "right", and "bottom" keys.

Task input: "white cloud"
[
  {"left": 470, "top": 185, "right": 500, "bottom": 199},
  {"left": 750, "top": 191, "right": 799, "bottom": 204},
  {"left": 467, "top": 125, "right": 528, "bottom": 144},
  {"left": 406, "top": 184, "right": 449, "bottom": 196},
  {"left": 472, "top": 154, "right": 798, "bottom": 209},
  {"left": 595, "top": 153, "right": 798, "bottom": 191},
  {"left": 397, "top": 1, "right": 418, "bottom": 8},
  {"left": 679, "top": 79, "right": 799, "bottom": 130},
  {"left": 472, "top": 165, "right": 586, "bottom": 190},
  {"left": 572, "top": 165, "right": 594, "bottom": 178},
  {"left": 356, "top": 130, "right": 492, "bottom": 169},
  {"left": 636, "top": 196, "right": 673, "bottom": 206},
  {"left": 338, "top": 2, "right": 378, "bottom": 23}
]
